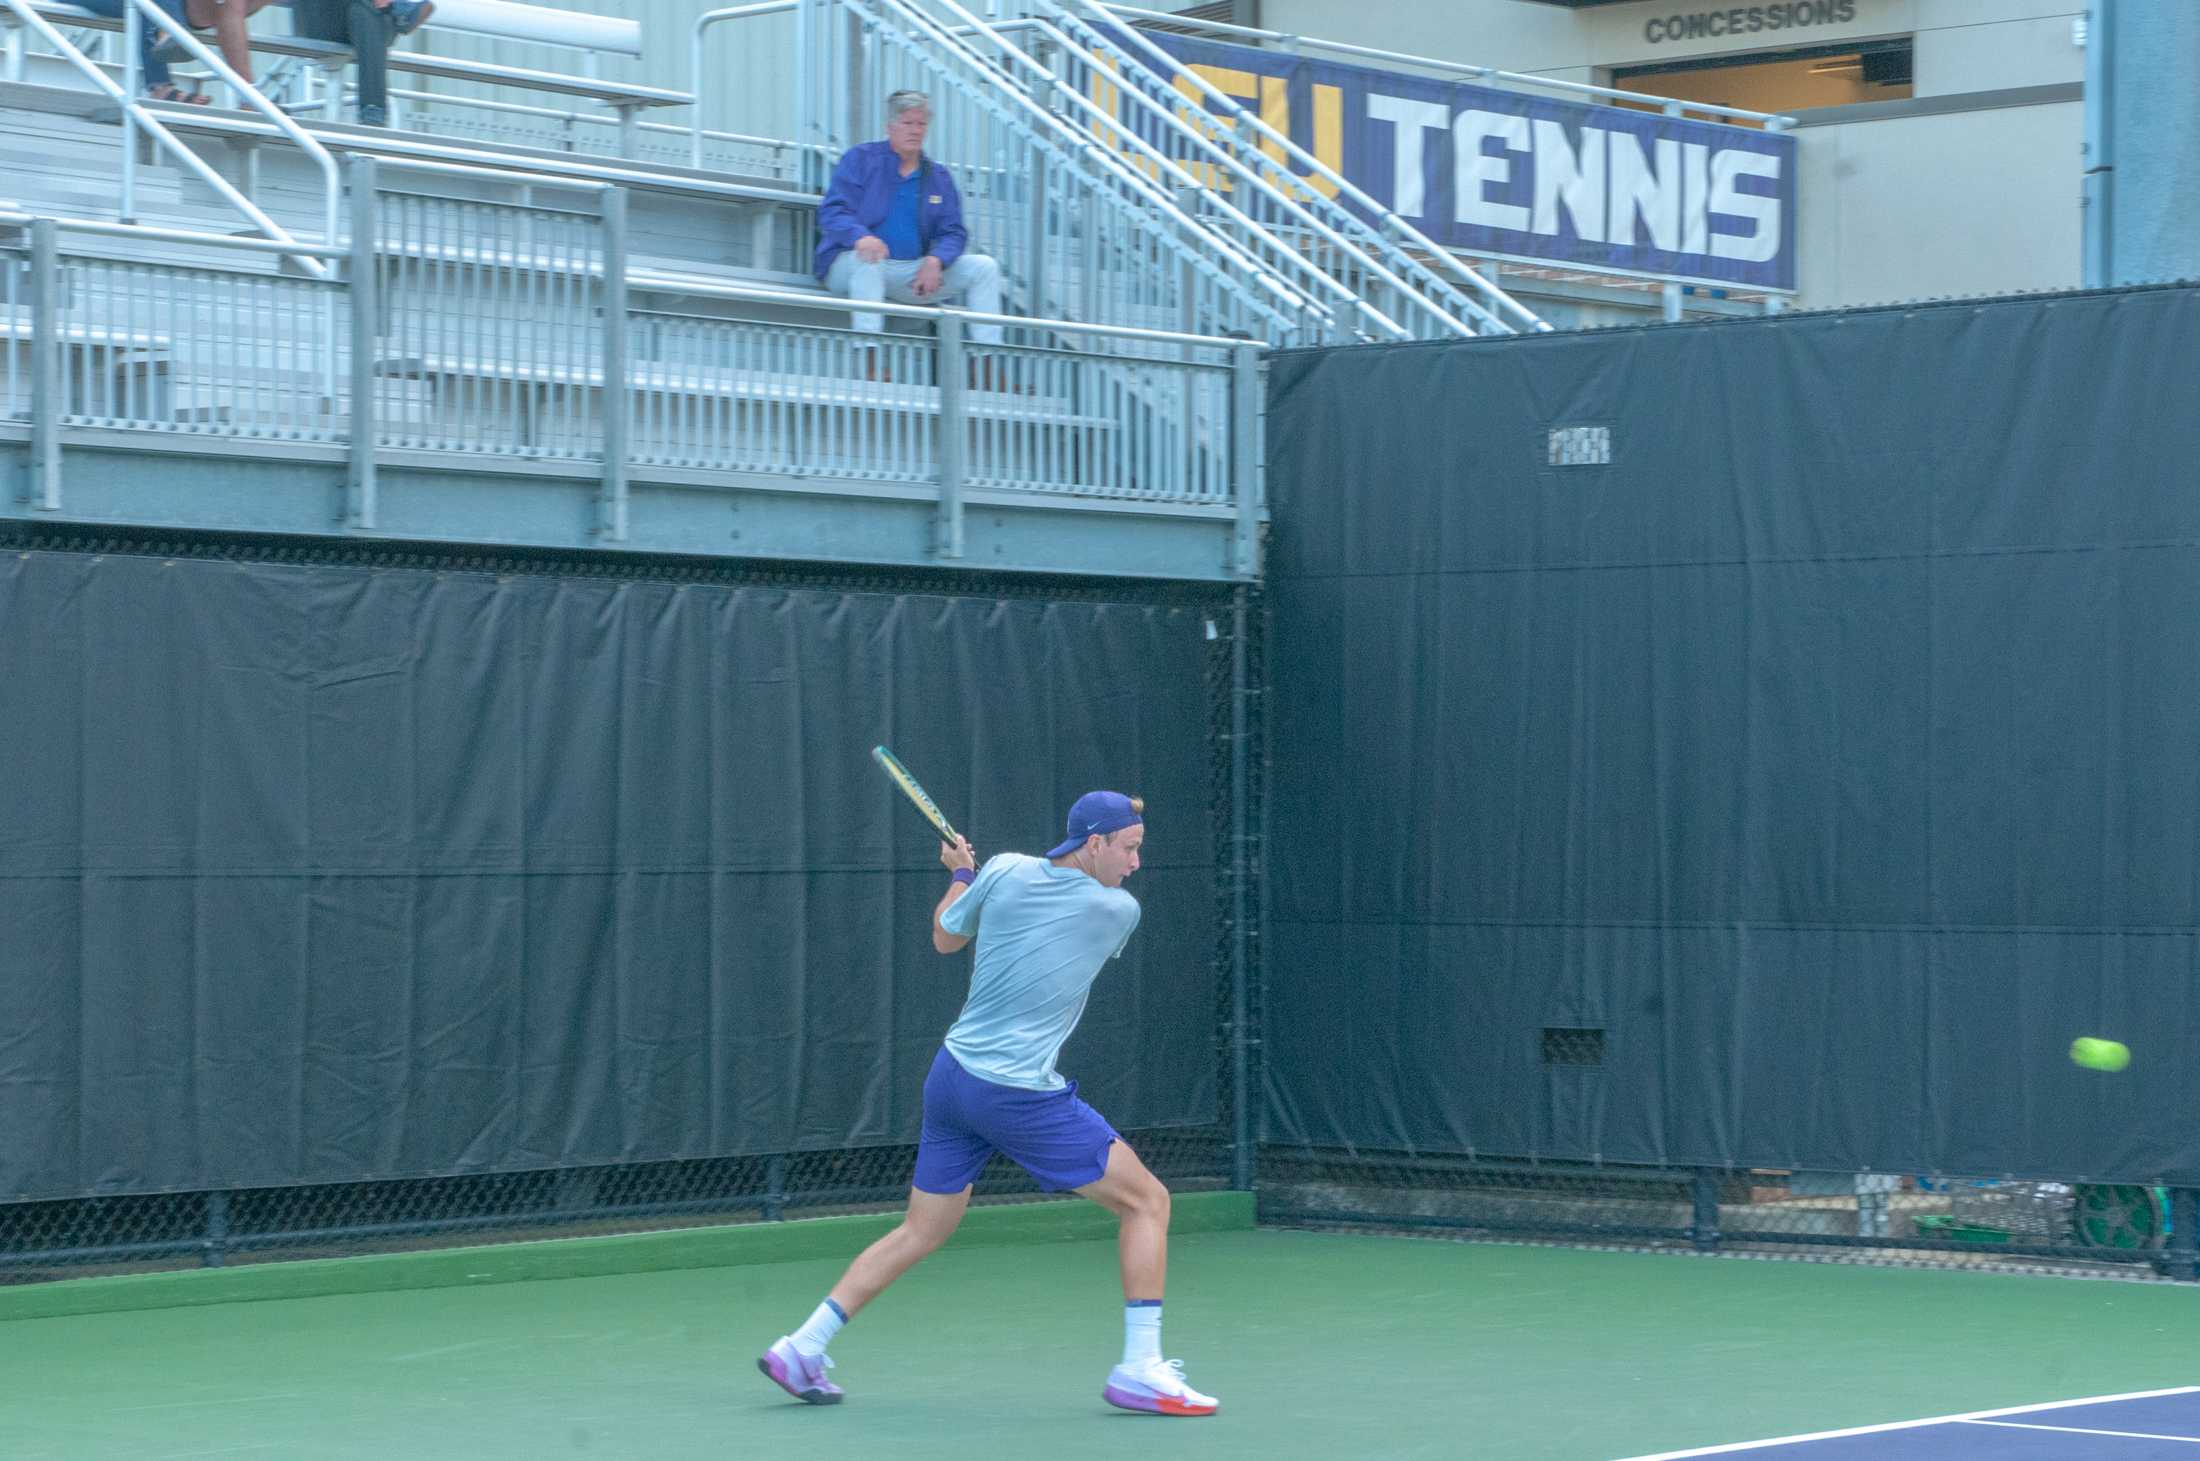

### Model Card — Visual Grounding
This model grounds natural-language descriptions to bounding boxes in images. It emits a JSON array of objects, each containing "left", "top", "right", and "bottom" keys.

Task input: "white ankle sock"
[
  {"left": 1122, "top": 1300, "right": 1162, "bottom": 1368},
  {"left": 790, "top": 1297, "right": 847, "bottom": 1359}
]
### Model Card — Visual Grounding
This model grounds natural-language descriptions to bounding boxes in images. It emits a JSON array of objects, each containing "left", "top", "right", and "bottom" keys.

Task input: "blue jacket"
[{"left": 813, "top": 141, "right": 970, "bottom": 281}]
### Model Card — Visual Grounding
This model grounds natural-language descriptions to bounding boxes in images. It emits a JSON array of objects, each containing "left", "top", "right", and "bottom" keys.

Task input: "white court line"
[
  {"left": 112, "top": 1395, "right": 306, "bottom": 1413},
  {"left": 1608, "top": 1386, "right": 2200, "bottom": 1460},
  {"left": 387, "top": 1337, "right": 512, "bottom": 1363},
  {"left": 1965, "top": 1420, "right": 2200, "bottom": 1443}
]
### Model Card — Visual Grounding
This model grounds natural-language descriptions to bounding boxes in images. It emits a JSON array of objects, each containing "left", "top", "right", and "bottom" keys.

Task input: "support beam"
[
  {"left": 2085, "top": 0, "right": 2200, "bottom": 287},
  {"left": 935, "top": 313, "right": 967, "bottom": 561},
  {"left": 597, "top": 187, "right": 630, "bottom": 542},
  {"left": 1230, "top": 341, "right": 1261, "bottom": 579},
  {"left": 27, "top": 216, "right": 60, "bottom": 512},
  {"left": 1229, "top": 584, "right": 1253, "bottom": 1191},
  {"left": 346, "top": 156, "right": 379, "bottom": 529},
  {"left": 2082, "top": 0, "right": 2115, "bottom": 284}
]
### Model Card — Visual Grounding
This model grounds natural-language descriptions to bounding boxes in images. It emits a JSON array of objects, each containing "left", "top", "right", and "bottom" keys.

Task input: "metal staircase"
[
  {"left": 797, "top": 0, "right": 1340, "bottom": 346},
  {"left": 788, "top": 0, "right": 1545, "bottom": 344},
  {"left": 1039, "top": 0, "right": 1545, "bottom": 337}
]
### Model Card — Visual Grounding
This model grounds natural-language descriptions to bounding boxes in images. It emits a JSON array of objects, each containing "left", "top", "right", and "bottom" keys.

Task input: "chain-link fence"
[
  {"left": 1257, "top": 1148, "right": 2200, "bottom": 1280},
  {"left": 0, "top": 530, "right": 1256, "bottom": 1288},
  {"left": 0, "top": 1128, "right": 1242, "bottom": 1285}
]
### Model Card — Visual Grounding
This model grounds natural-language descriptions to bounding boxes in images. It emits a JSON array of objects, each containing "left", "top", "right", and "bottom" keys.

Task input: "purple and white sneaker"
[
  {"left": 1103, "top": 1357, "right": 1218, "bottom": 1416},
  {"left": 757, "top": 1337, "right": 843, "bottom": 1405}
]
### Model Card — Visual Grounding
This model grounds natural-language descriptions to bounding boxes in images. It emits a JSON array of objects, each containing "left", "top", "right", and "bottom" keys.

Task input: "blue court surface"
[{"left": 1617, "top": 1388, "right": 2200, "bottom": 1459}]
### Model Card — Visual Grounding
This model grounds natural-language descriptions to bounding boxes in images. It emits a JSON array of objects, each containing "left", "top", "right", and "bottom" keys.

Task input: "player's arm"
[{"left": 932, "top": 835, "right": 977, "bottom": 954}]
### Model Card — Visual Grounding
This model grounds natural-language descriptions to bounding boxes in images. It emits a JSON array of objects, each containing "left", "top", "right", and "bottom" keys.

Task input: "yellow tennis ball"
[{"left": 2070, "top": 1037, "right": 2131, "bottom": 1073}]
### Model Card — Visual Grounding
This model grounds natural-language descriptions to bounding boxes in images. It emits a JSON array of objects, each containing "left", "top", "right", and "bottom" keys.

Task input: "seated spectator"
[
  {"left": 814, "top": 90, "right": 1006, "bottom": 381},
  {"left": 291, "top": 0, "right": 433, "bottom": 127},
  {"left": 78, "top": 0, "right": 274, "bottom": 104}
]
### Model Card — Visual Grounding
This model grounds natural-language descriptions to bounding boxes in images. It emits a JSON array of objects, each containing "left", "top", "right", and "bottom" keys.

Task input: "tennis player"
[{"left": 758, "top": 790, "right": 1218, "bottom": 1417}]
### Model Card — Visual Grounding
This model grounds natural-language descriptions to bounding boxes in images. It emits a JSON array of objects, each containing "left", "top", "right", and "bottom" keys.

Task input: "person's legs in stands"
[
  {"left": 289, "top": 0, "right": 346, "bottom": 83},
  {"left": 825, "top": 251, "right": 893, "bottom": 378},
  {"left": 182, "top": 0, "right": 267, "bottom": 88},
  {"left": 917, "top": 253, "right": 1015, "bottom": 389},
  {"left": 290, "top": 0, "right": 399, "bottom": 125},
  {"left": 78, "top": 0, "right": 201, "bottom": 102},
  {"left": 937, "top": 253, "right": 1005, "bottom": 345},
  {"left": 343, "top": 0, "right": 395, "bottom": 125}
]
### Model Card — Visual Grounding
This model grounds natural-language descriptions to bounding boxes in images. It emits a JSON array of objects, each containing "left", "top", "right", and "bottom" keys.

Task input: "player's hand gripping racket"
[{"left": 872, "top": 746, "right": 964, "bottom": 847}]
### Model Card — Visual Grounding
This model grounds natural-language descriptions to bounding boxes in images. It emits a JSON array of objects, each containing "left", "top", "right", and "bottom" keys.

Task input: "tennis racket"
[{"left": 872, "top": 745, "right": 963, "bottom": 846}]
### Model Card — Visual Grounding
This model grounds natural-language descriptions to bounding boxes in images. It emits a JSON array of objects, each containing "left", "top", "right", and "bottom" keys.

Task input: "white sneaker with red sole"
[{"left": 1102, "top": 1357, "right": 1218, "bottom": 1416}]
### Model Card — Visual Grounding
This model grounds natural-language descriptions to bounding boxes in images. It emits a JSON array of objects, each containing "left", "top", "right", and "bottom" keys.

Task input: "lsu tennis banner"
[{"left": 1129, "top": 30, "right": 1798, "bottom": 293}]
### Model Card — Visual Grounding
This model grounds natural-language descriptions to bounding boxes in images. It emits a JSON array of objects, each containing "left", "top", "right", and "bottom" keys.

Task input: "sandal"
[{"left": 147, "top": 82, "right": 211, "bottom": 105}]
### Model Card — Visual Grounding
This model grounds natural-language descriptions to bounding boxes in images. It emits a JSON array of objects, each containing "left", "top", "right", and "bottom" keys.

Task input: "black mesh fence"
[
  {"left": 0, "top": 531, "right": 1257, "bottom": 1287},
  {"left": 0, "top": 1129, "right": 1240, "bottom": 1285},
  {"left": 1257, "top": 1148, "right": 2200, "bottom": 1280},
  {"left": 22, "top": 534, "right": 2191, "bottom": 1288}
]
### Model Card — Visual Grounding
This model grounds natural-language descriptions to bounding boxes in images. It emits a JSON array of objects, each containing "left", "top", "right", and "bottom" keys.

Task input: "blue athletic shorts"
[{"left": 912, "top": 1046, "right": 1121, "bottom": 1195}]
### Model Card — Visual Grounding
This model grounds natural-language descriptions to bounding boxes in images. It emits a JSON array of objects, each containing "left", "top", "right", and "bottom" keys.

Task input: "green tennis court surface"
[{"left": 7, "top": 1223, "right": 2200, "bottom": 1460}]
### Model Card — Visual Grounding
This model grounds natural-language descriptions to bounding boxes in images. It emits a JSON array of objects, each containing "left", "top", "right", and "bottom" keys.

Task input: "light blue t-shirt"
[{"left": 937, "top": 852, "right": 1142, "bottom": 1091}]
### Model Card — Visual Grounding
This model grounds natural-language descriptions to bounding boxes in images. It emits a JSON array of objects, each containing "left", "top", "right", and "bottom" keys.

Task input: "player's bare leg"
[
  {"left": 1079, "top": 1140, "right": 1217, "bottom": 1416},
  {"left": 758, "top": 1185, "right": 970, "bottom": 1403},
  {"left": 1077, "top": 1139, "right": 1169, "bottom": 1298},
  {"left": 831, "top": 1185, "right": 970, "bottom": 1315}
]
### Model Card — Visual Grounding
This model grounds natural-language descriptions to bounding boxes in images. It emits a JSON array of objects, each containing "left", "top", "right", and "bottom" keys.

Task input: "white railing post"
[
  {"left": 1663, "top": 102, "right": 1685, "bottom": 324},
  {"left": 346, "top": 156, "right": 379, "bottom": 529},
  {"left": 0, "top": 207, "right": 1261, "bottom": 515},
  {"left": 27, "top": 216, "right": 60, "bottom": 512},
  {"left": 690, "top": 8, "right": 715, "bottom": 168},
  {"left": 1229, "top": 340, "right": 1260, "bottom": 578},
  {"left": 935, "top": 312, "right": 966, "bottom": 560},
  {"left": 121, "top": 0, "right": 139, "bottom": 223},
  {"left": 598, "top": 187, "right": 630, "bottom": 542}
]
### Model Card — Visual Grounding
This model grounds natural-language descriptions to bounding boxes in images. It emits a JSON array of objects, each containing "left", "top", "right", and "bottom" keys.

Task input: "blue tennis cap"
[{"left": 1045, "top": 791, "right": 1143, "bottom": 859}]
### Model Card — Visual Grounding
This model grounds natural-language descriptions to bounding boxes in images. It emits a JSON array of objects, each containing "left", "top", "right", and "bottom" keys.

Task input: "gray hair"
[{"left": 885, "top": 90, "right": 930, "bottom": 121}]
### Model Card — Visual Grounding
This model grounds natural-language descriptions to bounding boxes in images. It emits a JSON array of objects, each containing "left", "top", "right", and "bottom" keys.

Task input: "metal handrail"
[
  {"left": 0, "top": 201, "right": 1260, "bottom": 539},
  {"left": 8, "top": 2, "right": 730, "bottom": 165},
  {"left": 368, "top": 84, "right": 815, "bottom": 177},
  {"left": 1099, "top": 3, "right": 1796, "bottom": 128},
  {"left": 676, "top": 1, "right": 1515, "bottom": 339},
  {"left": 921, "top": 5, "right": 1414, "bottom": 340},
  {"left": 0, "top": 208, "right": 348, "bottom": 255},
  {"left": 989, "top": 8, "right": 1498, "bottom": 339},
  {"left": 846, "top": 0, "right": 1327, "bottom": 338},
  {"left": 0, "top": 0, "right": 333, "bottom": 276},
  {"left": 1045, "top": 0, "right": 1548, "bottom": 335},
  {"left": 370, "top": 154, "right": 615, "bottom": 190},
  {"left": 690, "top": 0, "right": 798, "bottom": 169},
  {"left": 0, "top": 208, "right": 1257, "bottom": 349},
  {"left": 158, "top": 110, "right": 823, "bottom": 206},
  {"left": 120, "top": 0, "right": 341, "bottom": 269},
  {"left": 632, "top": 273, "right": 1263, "bottom": 350},
  {"left": 883, "top": 0, "right": 1381, "bottom": 335}
]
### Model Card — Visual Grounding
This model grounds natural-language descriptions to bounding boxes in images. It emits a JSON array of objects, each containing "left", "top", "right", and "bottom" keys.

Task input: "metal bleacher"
[{"left": 0, "top": 0, "right": 1543, "bottom": 581}]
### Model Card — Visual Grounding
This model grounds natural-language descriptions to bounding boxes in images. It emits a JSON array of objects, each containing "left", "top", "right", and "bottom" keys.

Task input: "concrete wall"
[{"left": 1794, "top": 97, "right": 2079, "bottom": 306}]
